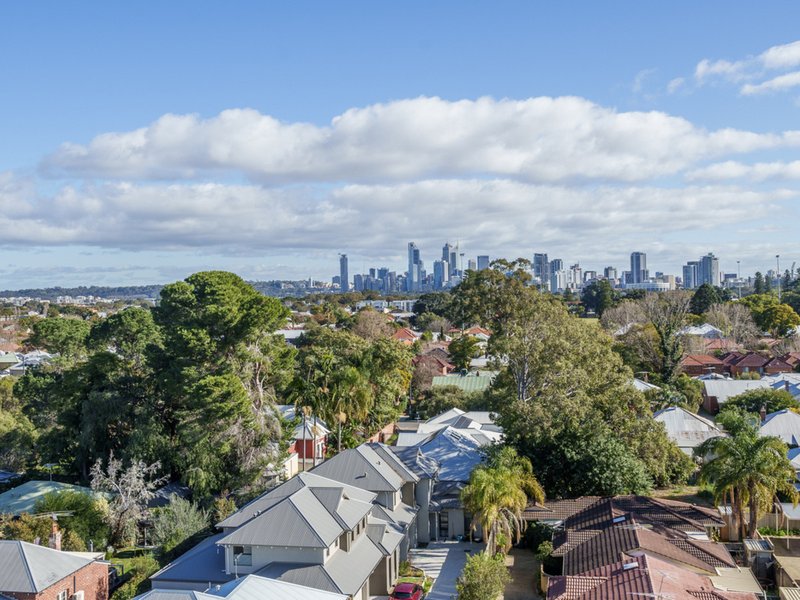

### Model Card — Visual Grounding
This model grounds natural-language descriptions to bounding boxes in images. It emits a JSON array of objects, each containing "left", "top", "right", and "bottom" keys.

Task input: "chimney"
[
  {"left": 49, "top": 518, "right": 62, "bottom": 551},
  {"left": 760, "top": 405, "right": 767, "bottom": 422}
]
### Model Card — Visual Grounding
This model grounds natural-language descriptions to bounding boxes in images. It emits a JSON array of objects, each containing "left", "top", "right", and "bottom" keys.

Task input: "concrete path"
[
  {"left": 503, "top": 548, "right": 541, "bottom": 599},
  {"left": 409, "top": 541, "right": 483, "bottom": 600}
]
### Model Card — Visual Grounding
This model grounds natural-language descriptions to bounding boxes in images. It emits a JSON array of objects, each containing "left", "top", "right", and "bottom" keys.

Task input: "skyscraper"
[
  {"left": 682, "top": 262, "right": 699, "bottom": 289},
  {"left": 477, "top": 255, "right": 490, "bottom": 271},
  {"left": 407, "top": 242, "right": 422, "bottom": 291},
  {"left": 630, "top": 252, "right": 648, "bottom": 284},
  {"left": 698, "top": 253, "right": 719, "bottom": 287},
  {"left": 339, "top": 254, "right": 349, "bottom": 292},
  {"left": 467, "top": 259, "right": 477, "bottom": 271},
  {"left": 433, "top": 260, "right": 448, "bottom": 289},
  {"left": 603, "top": 266, "right": 617, "bottom": 280}
]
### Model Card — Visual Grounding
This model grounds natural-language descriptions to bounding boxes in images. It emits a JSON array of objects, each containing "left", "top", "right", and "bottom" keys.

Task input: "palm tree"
[
  {"left": 696, "top": 412, "right": 798, "bottom": 540},
  {"left": 461, "top": 448, "right": 544, "bottom": 555}
]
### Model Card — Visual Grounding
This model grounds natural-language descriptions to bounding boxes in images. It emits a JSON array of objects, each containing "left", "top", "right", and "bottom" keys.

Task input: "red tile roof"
[{"left": 682, "top": 355, "right": 725, "bottom": 367}]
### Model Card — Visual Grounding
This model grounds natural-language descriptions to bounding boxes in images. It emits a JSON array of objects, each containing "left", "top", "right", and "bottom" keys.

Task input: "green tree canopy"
[
  {"left": 690, "top": 284, "right": 722, "bottom": 315},
  {"left": 721, "top": 388, "right": 799, "bottom": 415}
]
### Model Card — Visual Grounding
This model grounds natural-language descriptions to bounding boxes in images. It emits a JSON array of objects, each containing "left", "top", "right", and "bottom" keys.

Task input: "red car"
[{"left": 390, "top": 582, "right": 425, "bottom": 600}]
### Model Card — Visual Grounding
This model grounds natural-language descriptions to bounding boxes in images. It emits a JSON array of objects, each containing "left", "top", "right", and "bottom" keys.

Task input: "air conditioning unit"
[{"left": 71, "top": 591, "right": 84, "bottom": 600}]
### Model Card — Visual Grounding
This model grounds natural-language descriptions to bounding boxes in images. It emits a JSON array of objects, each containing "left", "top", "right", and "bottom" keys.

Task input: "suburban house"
[
  {"left": 276, "top": 405, "right": 330, "bottom": 473},
  {"left": 547, "top": 553, "right": 760, "bottom": 599},
  {"left": 430, "top": 372, "right": 496, "bottom": 393},
  {"left": 680, "top": 354, "right": 725, "bottom": 376},
  {"left": 760, "top": 409, "right": 800, "bottom": 447},
  {"left": 702, "top": 378, "right": 779, "bottom": 413},
  {"left": 0, "top": 540, "right": 109, "bottom": 600},
  {"left": 533, "top": 496, "right": 762, "bottom": 598},
  {"left": 310, "top": 444, "right": 419, "bottom": 561},
  {"left": 151, "top": 470, "right": 406, "bottom": 600},
  {"left": 0, "top": 480, "right": 105, "bottom": 516},
  {"left": 392, "top": 408, "right": 503, "bottom": 542},
  {"left": 411, "top": 353, "right": 455, "bottom": 376},
  {"left": 138, "top": 575, "right": 346, "bottom": 600},
  {"left": 391, "top": 328, "right": 420, "bottom": 345},
  {"left": 653, "top": 406, "right": 724, "bottom": 455}
]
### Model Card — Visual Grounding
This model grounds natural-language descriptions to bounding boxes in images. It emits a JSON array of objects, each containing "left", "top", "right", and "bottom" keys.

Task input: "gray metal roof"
[
  {"left": 0, "top": 540, "right": 94, "bottom": 593},
  {"left": 135, "top": 590, "right": 216, "bottom": 600},
  {"left": 255, "top": 564, "right": 339, "bottom": 594},
  {"left": 389, "top": 446, "right": 439, "bottom": 479},
  {"left": 370, "top": 501, "right": 417, "bottom": 528},
  {"left": 208, "top": 574, "right": 347, "bottom": 600},
  {"left": 151, "top": 533, "right": 231, "bottom": 585},
  {"left": 366, "top": 443, "right": 420, "bottom": 483},
  {"left": 218, "top": 487, "right": 341, "bottom": 548},
  {"left": 310, "top": 446, "right": 404, "bottom": 493},
  {"left": 217, "top": 471, "right": 375, "bottom": 531},
  {"left": 255, "top": 532, "right": 383, "bottom": 596},
  {"left": 366, "top": 518, "right": 405, "bottom": 555},
  {"left": 761, "top": 409, "right": 800, "bottom": 446}
]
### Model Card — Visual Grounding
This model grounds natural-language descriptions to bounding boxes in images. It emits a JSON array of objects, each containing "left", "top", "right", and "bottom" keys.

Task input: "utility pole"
[{"left": 777, "top": 254, "right": 781, "bottom": 301}]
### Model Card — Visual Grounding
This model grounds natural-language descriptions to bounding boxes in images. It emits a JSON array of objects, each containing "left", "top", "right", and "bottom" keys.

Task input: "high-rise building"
[
  {"left": 339, "top": 254, "right": 349, "bottom": 292},
  {"left": 549, "top": 258, "right": 564, "bottom": 273},
  {"left": 682, "top": 261, "right": 699, "bottom": 289},
  {"left": 467, "top": 259, "right": 477, "bottom": 271},
  {"left": 433, "top": 260, "right": 448, "bottom": 289},
  {"left": 533, "top": 253, "right": 550, "bottom": 288},
  {"left": 630, "top": 252, "right": 648, "bottom": 284},
  {"left": 407, "top": 242, "right": 422, "bottom": 292},
  {"left": 698, "top": 253, "right": 720, "bottom": 287},
  {"left": 477, "top": 255, "right": 490, "bottom": 271},
  {"left": 603, "top": 266, "right": 617, "bottom": 280}
]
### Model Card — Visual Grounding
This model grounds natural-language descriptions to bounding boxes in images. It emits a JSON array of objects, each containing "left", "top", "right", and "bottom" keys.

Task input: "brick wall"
[{"left": 2, "top": 562, "right": 108, "bottom": 600}]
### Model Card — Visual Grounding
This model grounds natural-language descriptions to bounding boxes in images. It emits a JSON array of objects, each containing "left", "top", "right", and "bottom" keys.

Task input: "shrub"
[
  {"left": 151, "top": 495, "right": 209, "bottom": 553},
  {"left": 456, "top": 552, "right": 511, "bottom": 600}
]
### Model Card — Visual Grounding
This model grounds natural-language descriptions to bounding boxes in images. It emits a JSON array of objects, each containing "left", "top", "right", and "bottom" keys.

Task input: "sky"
[{"left": 2, "top": 1, "right": 800, "bottom": 288}]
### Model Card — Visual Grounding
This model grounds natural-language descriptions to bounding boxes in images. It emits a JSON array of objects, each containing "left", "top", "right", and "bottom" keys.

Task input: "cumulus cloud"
[
  {"left": 695, "top": 39, "right": 800, "bottom": 96},
  {"left": 687, "top": 160, "right": 800, "bottom": 182},
  {"left": 41, "top": 97, "right": 800, "bottom": 184},
  {"left": 0, "top": 173, "right": 790, "bottom": 262}
]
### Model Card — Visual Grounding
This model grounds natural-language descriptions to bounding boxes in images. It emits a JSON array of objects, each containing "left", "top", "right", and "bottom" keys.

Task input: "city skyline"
[
  {"left": 334, "top": 241, "right": 791, "bottom": 294},
  {"left": 1, "top": 3, "right": 800, "bottom": 288}
]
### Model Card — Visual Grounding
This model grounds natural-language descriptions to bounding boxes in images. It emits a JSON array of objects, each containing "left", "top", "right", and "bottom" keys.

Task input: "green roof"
[
  {"left": 0, "top": 480, "right": 103, "bottom": 515},
  {"left": 431, "top": 374, "right": 495, "bottom": 393}
]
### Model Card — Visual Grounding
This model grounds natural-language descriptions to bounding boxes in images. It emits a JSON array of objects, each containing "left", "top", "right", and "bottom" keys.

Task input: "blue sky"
[{"left": 2, "top": 1, "right": 800, "bottom": 287}]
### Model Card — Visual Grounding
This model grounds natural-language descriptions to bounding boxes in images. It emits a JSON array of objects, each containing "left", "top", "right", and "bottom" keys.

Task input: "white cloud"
[
  {"left": 667, "top": 77, "right": 685, "bottom": 94},
  {"left": 741, "top": 71, "right": 800, "bottom": 95},
  {"left": 687, "top": 160, "right": 800, "bottom": 182},
  {"left": 41, "top": 97, "right": 800, "bottom": 185},
  {"left": 0, "top": 174, "right": 790, "bottom": 259},
  {"left": 694, "top": 39, "right": 800, "bottom": 96}
]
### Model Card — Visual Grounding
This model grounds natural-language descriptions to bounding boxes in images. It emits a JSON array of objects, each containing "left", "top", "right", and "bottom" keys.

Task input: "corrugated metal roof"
[
  {"left": 779, "top": 587, "right": 800, "bottom": 600},
  {"left": 136, "top": 590, "right": 217, "bottom": 600},
  {"left": 310, "top": 445, "right": 404, "bottom": 493},
  {"left": 208, "top": 574, "right": 347, "bottom": 600},
  {"left": 367, "top": 443, "right": 419, "bottom": 483},
  {"left": 431, "top": 374, "right": 494, "bottom": 392},
  {"left": 0, "top": 541, "right": 94, "bottom": 593},
  {"left": 0, "top": 480, "right": 103, "bottom": 516},
  {"left": 218, "top": 487, "right": 340, "bottom": 548},
  {"left": 150, "top": 533, "right": 231, "bottom": 585},
  {"left": 761, "top": 410, "right": 800, "bottom": 446}
]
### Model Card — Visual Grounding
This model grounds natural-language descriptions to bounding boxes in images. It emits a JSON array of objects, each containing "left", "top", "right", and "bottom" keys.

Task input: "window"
[
  {"left": 232, "top": 545, "right": 252, "bottom": 567},
  {"left": 57, "top": 591, "right": 68, "bottom": 600}
]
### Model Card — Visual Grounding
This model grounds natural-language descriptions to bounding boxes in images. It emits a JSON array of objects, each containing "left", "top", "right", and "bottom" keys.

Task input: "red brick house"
[
  {"left": 680, "top": 354, "right": 725, "bottom": 376},
  {"left": 724, "top": 352, "right": 769, "bottom": 377},
  {"left": 765, "top": 356, "right": 795, "bottom": 375},
  {"left": 0, "top": 540, "right": 108, "bottom": 600}
]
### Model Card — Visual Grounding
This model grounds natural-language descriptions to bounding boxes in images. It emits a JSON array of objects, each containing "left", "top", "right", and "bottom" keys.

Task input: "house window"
[
  {"left": 233, "top": 545, "right": 252, "bottom": 566},
  {"left": 57, "top": 591, "right": 68, "bottom": 600}
]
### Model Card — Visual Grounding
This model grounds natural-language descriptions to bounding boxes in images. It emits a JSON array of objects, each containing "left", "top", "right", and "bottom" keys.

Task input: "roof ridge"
[
  {"left": 288, "top": 489, "right": 332, "bottom": 547},
  {"left": 356, "top": 446, "right": 397, "bottom": 490},
  {"left": 18, "top": 541, "right": 39, "bottom": 593}
]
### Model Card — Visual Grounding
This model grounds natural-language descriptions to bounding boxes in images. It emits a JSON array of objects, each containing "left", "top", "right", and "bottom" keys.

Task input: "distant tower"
[
  {"left": 477, "top": 255, "right": 490, "bottom": 271},
  {"left": 630, "top": 252, "right": 648, "bottom": 284},
  {"left": 339, "top": 254, "right": 349, "bottom": 292},
  {"left": 408, "top": 242, "right": 421, "bottom": 291}
]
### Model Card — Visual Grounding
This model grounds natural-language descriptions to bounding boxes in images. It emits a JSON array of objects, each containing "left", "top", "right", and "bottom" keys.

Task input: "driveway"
[
  {"left": 409, "top": 541, "right": 484, "bottom": 600},
  {"left": 503, "top": 548, "right": 541, "bottom": 599}
]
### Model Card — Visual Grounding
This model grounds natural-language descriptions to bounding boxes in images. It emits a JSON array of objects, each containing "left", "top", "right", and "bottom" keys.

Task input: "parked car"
[{"left": 390, "top": 582, "right": 424, "bottom": 600}]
